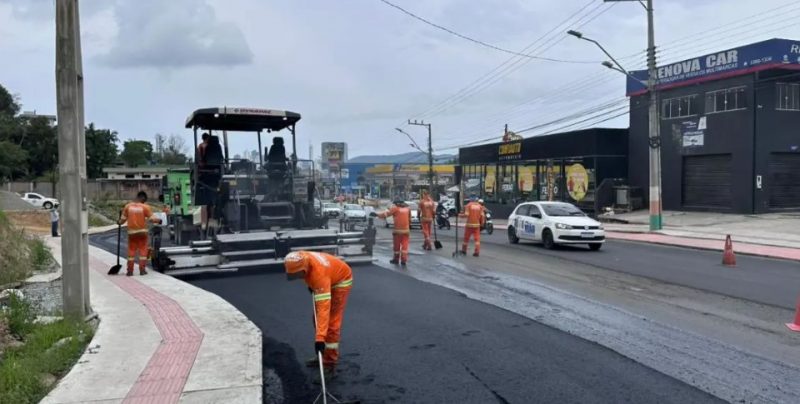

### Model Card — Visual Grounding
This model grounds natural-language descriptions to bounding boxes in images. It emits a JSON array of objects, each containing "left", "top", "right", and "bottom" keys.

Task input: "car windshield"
[
  {"left": 406, "top": 202, "right": 418, "bottom": 210},
  {"left": 323, "top": 203, "right": 338, "bottom": 209},
  {"left": 345, "top": 204, "right": 362, "bottom": 211},
  {"left": 541, "top": 203, "right": 585, "bottom": 217}
]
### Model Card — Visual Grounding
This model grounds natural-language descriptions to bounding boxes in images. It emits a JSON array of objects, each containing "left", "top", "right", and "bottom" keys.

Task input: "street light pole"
[
  {"left": 56, "top": 0, "right": 91, "bottom": 318},
  {"left": 569, "top": 0, "right": 662, "bottom": 231},
  {"left": 407, "top": 120, "right": 434, "bottom": 198}
]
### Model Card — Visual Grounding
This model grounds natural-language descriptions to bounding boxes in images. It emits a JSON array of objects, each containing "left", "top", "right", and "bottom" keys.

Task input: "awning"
[{"left": 446, "top": 186, "right": 460, "bottom": 192}]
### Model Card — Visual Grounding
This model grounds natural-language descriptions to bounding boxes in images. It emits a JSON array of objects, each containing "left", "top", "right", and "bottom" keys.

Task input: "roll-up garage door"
[
  {"left": 769, "top": 153, "right": 800, "bottom": 208},
  {"left": 682, "top": 154, "right": 732, "bottom": 209}
]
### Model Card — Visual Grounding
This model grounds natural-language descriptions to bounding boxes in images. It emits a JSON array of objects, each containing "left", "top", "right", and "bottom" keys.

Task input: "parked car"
[
  {"left": 383, "top": 201, "right": 421, "bottom": 229},
  {"left": 20, "top": 192, "right": 60, "bottom": 209},
  {"left": 507, "top": 201, "right": 605, "bottom": 250},
  {"left": 322, "top": 202, "right": 343, "bottom": 218}
]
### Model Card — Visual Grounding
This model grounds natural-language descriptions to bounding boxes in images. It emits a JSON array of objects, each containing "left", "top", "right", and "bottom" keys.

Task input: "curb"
[
  {"left": 605, "top": 231, "right": 800, "bottom": 262},
  {"left": 42, "top": 240, "right": 262, "bottom": 404}
]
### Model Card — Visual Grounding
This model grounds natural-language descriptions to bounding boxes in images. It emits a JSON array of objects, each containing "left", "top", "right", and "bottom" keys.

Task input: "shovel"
[
  {"left": 108, "top": 211, "right": 123, "bottom": 275},
  {"left": 311, "top": 294, "right": 360, "bottom": 404},
  {"left": 432, "top": 214, "right": 442, "bottom": 250}
]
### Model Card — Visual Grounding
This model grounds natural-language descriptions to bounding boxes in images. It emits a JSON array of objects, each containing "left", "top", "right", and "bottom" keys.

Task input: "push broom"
[
  {"left": 310, "top": 294, "right": 360, "bottom": 404},
  {"left": 108, "top": 210, "right": 123, "bottom": 275}
]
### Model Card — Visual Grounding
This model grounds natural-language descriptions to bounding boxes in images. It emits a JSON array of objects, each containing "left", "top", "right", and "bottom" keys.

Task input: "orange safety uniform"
[
  {"left": 120, "top": 202, "right": 159, "bottom": 273},
  {"left": 419, "top": 196, "right": 435, "bottom": 250},
  {"left": 301, "top": 251, "right": 353, "bottom": 367},
  {"left": 460, "top": 201, "right": 485, "bottom": 256},
  {"left": 378, "top": 204, "right": 412, "bottom": 263}
]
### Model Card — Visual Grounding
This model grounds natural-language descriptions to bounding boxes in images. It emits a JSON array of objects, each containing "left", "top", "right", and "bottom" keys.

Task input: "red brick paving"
[
  {"left": 89, "top": 257, "right": 203, "bottom": 404},
  {"left": 605, "top": 232, "right": 800, "bottom": 262}
]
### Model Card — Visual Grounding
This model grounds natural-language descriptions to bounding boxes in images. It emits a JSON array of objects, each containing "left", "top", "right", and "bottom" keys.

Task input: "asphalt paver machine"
[{"left": 152, "top": 107, "right": 376, "bottom": 275}]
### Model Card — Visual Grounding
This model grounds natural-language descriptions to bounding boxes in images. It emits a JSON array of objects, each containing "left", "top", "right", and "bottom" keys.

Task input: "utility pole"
[
  {"left": 645, "top": 0, "right": 663, "bottom": 231},
  {"left": 408, "top": 120, "right": 434, "bottom": 198},
  {"left": 56, "top": 0, "right": 91, "bottom": 318}
]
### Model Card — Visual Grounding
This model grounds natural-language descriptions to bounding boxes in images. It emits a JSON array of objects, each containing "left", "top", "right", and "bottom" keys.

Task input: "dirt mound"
[
  {"left": 5, "top": 211, "right": 51, "bottom": 235},
  {"left": 0, "top": 191, "right": 37, "bottom": 211}
]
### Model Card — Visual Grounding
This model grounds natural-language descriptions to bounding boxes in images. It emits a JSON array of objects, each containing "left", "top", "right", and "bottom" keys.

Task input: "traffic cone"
[
  {"left": 787, "top": 298, "right": 800, "bottom": 332},
  {"left": 722, "top": 235, "right": 736, "bottom": 267}
]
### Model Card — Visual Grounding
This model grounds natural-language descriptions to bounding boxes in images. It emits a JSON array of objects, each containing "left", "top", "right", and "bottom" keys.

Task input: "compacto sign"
[
  {"left": 681, "top": 118, "right": 706, "bottom": 147},
  {"left": 498, "top": 142, "right": 522, "bottom": 161}
]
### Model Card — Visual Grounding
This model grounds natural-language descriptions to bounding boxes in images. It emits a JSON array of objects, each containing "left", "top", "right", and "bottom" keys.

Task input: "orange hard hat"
[{"left": 284, "top": 252, "right": 309, "bottom": 274}]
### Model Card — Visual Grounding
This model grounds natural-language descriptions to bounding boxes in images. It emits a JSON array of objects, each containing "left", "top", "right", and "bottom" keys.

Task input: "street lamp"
[{"left": 567, "top": 4, "right": 663, "bottom": 231}]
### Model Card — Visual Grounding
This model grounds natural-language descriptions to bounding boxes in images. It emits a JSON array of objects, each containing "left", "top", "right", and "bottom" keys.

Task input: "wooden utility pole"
[{"left": 56, "top": 0, "right": 91, "bottom": 318}]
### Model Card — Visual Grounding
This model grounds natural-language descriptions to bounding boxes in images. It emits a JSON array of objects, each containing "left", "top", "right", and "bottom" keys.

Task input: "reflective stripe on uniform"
[
  {"left": 333, "top": 279, "right": 353, "bottom": 289},
  {"left": 314, "top": 293, "right": 332, "bottom": 301},
  {"left": 466, "top": 223, "right": 481, "bottom": 228},
  {"left": 325, "top": 342, "right": 339, "bottom": 350},
  {"left": 128, "top": 228, "right": 149, "bottom": 235},
  {"left": 127, "top": 257, "right": 135, "bottom": 261}
]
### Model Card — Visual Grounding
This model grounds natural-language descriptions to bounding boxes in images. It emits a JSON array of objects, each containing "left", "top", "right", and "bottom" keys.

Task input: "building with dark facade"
[
  {"left": 627, "top": 38, "right": 800, "bottom": 213},
  {"left": 458, "top": 128, "right": 628, "bottom": 218}
]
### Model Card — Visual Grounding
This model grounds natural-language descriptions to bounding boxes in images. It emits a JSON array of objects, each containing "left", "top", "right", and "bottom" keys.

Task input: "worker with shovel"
[
  {"left": 419, "top": 191, "right": 436, "bottom": 251},
  {"left": 376, "top": 199, "right": 412, "bottom": 266},
  {"left": 284, "top": 251, "right": 353, "bottom": 380},
  {"left": 118, "top": 191, "right": 162, "bottom": 276}
]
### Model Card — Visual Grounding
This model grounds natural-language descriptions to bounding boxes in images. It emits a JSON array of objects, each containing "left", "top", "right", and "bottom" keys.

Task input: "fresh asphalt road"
[
  {"left": 434, "top": 224, "right": 800, "bottom": 309},
  {"left": 90, "top": 230, "right": 721, "bottom": 404}
]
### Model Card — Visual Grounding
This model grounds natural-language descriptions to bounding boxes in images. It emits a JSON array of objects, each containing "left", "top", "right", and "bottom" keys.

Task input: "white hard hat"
[{"left": 478, "top": 199, "right": 484, "bottom": 204}]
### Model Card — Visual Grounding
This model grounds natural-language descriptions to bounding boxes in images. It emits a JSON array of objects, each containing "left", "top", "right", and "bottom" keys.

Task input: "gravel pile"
[{"left": 0, "top": 190, "right": 37, "bottom": 211}]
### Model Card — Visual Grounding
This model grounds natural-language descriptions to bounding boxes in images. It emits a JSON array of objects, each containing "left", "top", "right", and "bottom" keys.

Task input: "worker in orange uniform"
[
  {"left": 419, "top": 191, "right": 436, "bottom": 250},
  {"left": 460, "top": 196, "right": 486, "bottom": 257},
  {"left": 377, "top": 199, "right": 412, "bottom": 266},
  {"left": 119, "top": 191, "right": 162, "bottom": 276},
  {"left": 284, "top": 251, "right": 353, "bottom": 378}
]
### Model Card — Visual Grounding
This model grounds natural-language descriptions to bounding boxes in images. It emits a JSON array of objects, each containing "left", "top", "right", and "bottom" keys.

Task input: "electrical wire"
[{"left": 376, "top": 0, "right": 600, "bottom": 64}]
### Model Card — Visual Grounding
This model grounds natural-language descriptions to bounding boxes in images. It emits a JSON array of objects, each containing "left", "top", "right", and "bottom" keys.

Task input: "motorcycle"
[
  {"left": 481, "top": 209, "right": 494, "bottom": 235},
  {"left": 436, "top": 209, "right": 451, "bottom": 230}
]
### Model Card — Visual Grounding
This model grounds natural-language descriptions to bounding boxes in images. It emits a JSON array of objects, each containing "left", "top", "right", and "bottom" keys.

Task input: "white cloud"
[{"left": 96, "top": 0, "right": 252, "bottom": 68}]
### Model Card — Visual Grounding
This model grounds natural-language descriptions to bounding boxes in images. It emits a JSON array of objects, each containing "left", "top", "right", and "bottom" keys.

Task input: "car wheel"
[
  {"left": 589, "top": 243, "right": 602, "bottom": 251},
  {"left": 384, "top": 221, "right": 390, "bottom": 228},
  {"left": 507, "top": 226, "right": 519, "bottom": 244},
  {"left": 43, "top": 201, "right": 53, "bottom": 209},
  {"left": 542, "top": 229, "right": 555, "bottom": 250},
  {"left": 445, "top": 221, "right": 451, "bottom": 230},
  {"left": 486, "top": 223, "right": 494, "bottom": 235}
]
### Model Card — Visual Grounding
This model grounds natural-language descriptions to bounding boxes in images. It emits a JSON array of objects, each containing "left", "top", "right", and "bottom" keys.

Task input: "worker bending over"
[
  {"left": 377, "top": 199, "right": 412, "bottom": 266},
  {"left": 119, "top": 191, "right": 162, "bottom": 276},
  {"left": 284, "top": 251, "right": 353, "bottom": 378},
  {"left": 460, "top": 196, "right": 486, "bottom": 257},
  {"left": 419, "top": 191, "right": 435, "bottom": 251}
]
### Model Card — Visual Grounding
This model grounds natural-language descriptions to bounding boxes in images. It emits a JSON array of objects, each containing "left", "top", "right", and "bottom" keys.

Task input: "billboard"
[
  {"left": 321, "top": 142, "right": 347, "bottom": 171},
  {"left": 626, "top": 38, "right": 800, "bottom": 95}
]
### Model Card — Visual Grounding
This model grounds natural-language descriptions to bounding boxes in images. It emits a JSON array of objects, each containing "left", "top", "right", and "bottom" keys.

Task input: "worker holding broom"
[
  {"left": 284, "top": 251, "right": 353, "bottom": 379},
  {"left": 419, "top": 191, "right": 436, "bottom": 251},
  {"left": 460, "top": 196, "right": 486, "bottom": 257},
  {"left": 376, "top": 199, "right": 412, "bottom": 266},
  {"left": 118, "top": 191, "right": 162, "bottom": 276}
]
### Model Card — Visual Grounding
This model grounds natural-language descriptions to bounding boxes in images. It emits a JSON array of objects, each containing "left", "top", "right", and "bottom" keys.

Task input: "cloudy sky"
[{"left": 1, "top": 0, "right": 799, "bottom": 159}]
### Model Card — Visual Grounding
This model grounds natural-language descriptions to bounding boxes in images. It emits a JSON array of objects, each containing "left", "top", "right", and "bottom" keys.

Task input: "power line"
[{"left": 376, "top": 0, "right": 599, "bottom": 64}]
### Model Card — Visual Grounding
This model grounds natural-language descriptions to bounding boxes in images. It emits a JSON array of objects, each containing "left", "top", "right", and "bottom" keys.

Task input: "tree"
[
  {"left": 120, "top": 140, "right": 153, "bottom": 167},
  {"left": 153, "top": 134, "right": 189, "bottom": 165},
  {"left": 21, "top": 116, "right": 58, "bottom": 179},
  {"left": 86, "top": 123, "right": 119, "bottom": 178},
  {"left": 0, "top": 141, "right": 28, "bottom": 183},
  {"left": 0, "top": 84, "right": 21, "bottom": 146}
]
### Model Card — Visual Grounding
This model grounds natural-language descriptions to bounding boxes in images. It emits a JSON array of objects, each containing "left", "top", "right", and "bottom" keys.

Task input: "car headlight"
[
  {"left": 598, "top": 224, "right": 604, "bottom": 230},
  {"left": 554, "top": 223, "right": 572, "bottom": 230}
]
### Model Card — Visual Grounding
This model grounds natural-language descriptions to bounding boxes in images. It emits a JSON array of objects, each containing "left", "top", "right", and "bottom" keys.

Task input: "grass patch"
[
  {"left": 0, "top": 295, "right": 93, "bottom": 404},
  {"left": 88, "top": 212, "right": 111, "bottom": 228},
  {"left": 0, "top": 209, "right": 42, "bottom": 286}
]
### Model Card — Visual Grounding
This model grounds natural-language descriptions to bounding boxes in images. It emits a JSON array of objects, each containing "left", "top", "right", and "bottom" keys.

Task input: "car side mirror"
[{"left": 369, "top": 212, "right": 377, "bottom": 217}]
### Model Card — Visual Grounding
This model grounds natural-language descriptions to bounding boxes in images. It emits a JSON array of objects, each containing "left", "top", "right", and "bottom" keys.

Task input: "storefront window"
[
  {"left": 483, "top": 165, "right": 497, "bottom": 202},
  {"left": 564, "top": 159, "right": 595, "bottom": 206},
  {"left": 518, "top": 164, "right": 536, "bottom": 200}
]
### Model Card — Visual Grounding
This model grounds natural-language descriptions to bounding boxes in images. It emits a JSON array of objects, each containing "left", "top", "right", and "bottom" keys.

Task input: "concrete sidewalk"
[{"left": 41, "top": 237, "right": 262, "bottom": 404}]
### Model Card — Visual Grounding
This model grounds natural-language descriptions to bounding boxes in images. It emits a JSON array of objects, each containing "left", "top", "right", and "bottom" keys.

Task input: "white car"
[
  {"left": 342, "top": 204, "right": 368, "bottom": 228},
  {"left": 322, "top": 202, "right": 343, "bottom": 218},
  {"left": 383, "top": 201, "right": 421, "bottom": 229},
  {"left": 20, "top": 192, "right": 60, "bottom": 209},
  {"left": 507, "top": 201, "right": 605, "bottom": 250}
]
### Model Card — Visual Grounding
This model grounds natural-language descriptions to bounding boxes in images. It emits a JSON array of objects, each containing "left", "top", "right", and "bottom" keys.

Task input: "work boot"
[
  {"left": 126, "top": 268, "right": 134, "bottom": 277},
  {"left": 139, "top": 268, "right": 148, "bottom": 276},
  {"left": 473, "top": 252, "right": 479, "bottom": 257},
  {"left": 389, "top": 259, "right": 399, "bottom": 265},
  {"left": 400, "top": 261, "right": 407, "bottom": 268},
  {"left": 312, "top": 366, "right": 337, "bottom": 384}
]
